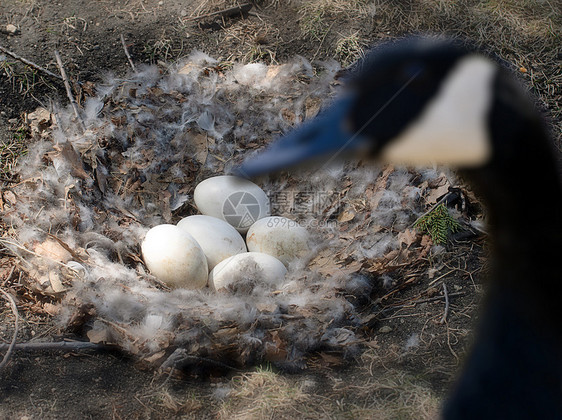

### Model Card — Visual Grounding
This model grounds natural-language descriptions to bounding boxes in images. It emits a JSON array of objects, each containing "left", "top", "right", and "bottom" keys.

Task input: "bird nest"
[{"left": 1, "top": 53, "right": 455, "bottom": 372}]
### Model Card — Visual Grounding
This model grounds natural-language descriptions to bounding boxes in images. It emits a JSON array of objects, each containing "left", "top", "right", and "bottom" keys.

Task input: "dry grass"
[
  {"left": 218, "top": 366, "right": 319, "bottom": 419},
  {"left": 364, "top": 0, "right": 561, "bottom": 148},
  {"left": 332, "top": 372, "right": 441, "bottom": 420},
  {"left": 188, "top": 0, "right": 253, "bottom": 18},
  {"left": 335, "top": 31, "right": 365, "bottom": 67},
  {"left": 222, "top": 20, "right": 280, "bottom": 64},
  {"left": 297, "top": 0, "right": 370, "bottom": 41},
  {"left": 140, "top": 388, "right": 205, "bottom": 416},
  {"left": 216, "top": 363, "right": 440, "bottom": 420},
  {"left": 143, "top": 30, "right": 176, "bottom": 62},
  {"left": 0, "top": 60, "right": 42, "bottom": 97},
  {"left": 0, "top": 125, "right": 27, "bottom": 181},
  {"left": 289, "top": 0, "right": 561, "bottom": 152}
]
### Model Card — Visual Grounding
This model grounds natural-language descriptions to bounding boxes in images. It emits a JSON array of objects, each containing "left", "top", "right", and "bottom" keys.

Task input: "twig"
[
  {"left": 0, "top": 289, "right": 19, "bottom": 369},
  {"left": 439, "top": 282, "right": 450, "bottom": 324},
  {"left": 428, "top": 269, "right": 456, "bottom": 286},
  {"left": 54, "top": 50, "right": 86, "bottom": 132},
  {"left": 0, "top": 341, "right": 106, "bottom": 351},
  {"left": 0, "top": 44, "right": 63, "bottom": 82},
  {"left": 1, "top": 265, "right": 16, "bottom": 287},
  {"left": 445, "top": 323, "right": 459, "bottom": 361},
  {"left": 160, "top": 347, "right": 239, "bottom": 372},
  {"left": 183, "top": 3, "right": 253, "bottom": 21},
  {"left": 120, "top": 34, "right": 136, "bottom": 72}
]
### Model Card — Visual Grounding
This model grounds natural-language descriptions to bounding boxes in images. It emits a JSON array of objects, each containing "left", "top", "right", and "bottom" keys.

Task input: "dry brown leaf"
[
  {"left": 397, "top": 228, "right": 418, "bottom": 248},
  {"left": 159, "top": 190, "right": 173, "bottom": 222},
  {"left": 318, "top": 352, "right": 343, "bottom": 366},
  {"left": 3, "top": 190, "right": 17, "bottom": 206},
  {"left": 256, "top": 302, "right": 279, "bottom": 313},
  {"left": 25, "top": 107, "right": 53, "bottom": 135},
  {"left": 281, "top": 108, "right": 297, "bottom": 124},
  {"left": 264, "top": 330, "right": 288, "bottom": 361},
  {"left": 87, "top": 327, "right": 111, "bottom": 344},
  {"left": 365, "top": 259, "right": 387, "bottom": 274},
  {"left": 305, "top": 97, "right": 322, "bottom": 120},
  {"left": 43, "top": 302, "right": 61, "bottom": 316},
  {"left": 337, "top": 208, "right": 355, "bottom": 223},
  {"left": 420, "top": 234, "right": 432, "bottom": 247},
  {"left": 425, "top": 173, "right": 450, "bottom": 204},
  {"left": 57, "top": 142, "right": 91, "bottom": 180},
  {"left": 383, "top": 249, "right": 400, "bottom": 261},
  {"left": 144, "top": 350, "right": 167, "bottom": 365},
  {"left": 48, "top": 272, "right": 66, "bottom": 293},
  {"left": 190, "top": 132, "right": 210, "bottom": 165},
  {"left": 95, "top": 164, "right": 108, "bottom": 195},
  {"left": 33, "top": 239, "right": 73, "bottom": 263},
  {"left": 265, "top": 65, "right": 282, "bottom": 80},
  {"left": 309, "top": 249, "right": 341, "bottom": 276},
  {"left": 334, "top": 260, "right": 363, "bottom": 276}
]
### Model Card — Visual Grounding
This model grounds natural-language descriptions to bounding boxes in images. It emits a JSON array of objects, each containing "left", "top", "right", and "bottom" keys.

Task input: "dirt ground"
[{"left": 0, "top": 1, "right": 560, "bottom": 419}]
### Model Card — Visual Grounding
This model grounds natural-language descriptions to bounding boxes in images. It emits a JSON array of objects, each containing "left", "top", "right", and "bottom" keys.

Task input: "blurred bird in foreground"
[{"left": 236, "top": 37, "right": 562, "bottom": 419}]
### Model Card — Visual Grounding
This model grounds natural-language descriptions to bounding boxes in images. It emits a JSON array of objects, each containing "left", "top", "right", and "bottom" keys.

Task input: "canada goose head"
[{"left": 235, "top": 37, "right": 545, "bottom": 175}]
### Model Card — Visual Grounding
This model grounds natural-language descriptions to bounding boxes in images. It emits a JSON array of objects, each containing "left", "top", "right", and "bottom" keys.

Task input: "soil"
[{"left": 0, "top": 1, "right": 559, "bottom": 419}]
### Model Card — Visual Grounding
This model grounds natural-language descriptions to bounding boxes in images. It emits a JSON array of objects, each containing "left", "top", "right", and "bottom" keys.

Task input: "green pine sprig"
[{"left": 413, "top": 203, "right": 461, "bottom": 245}]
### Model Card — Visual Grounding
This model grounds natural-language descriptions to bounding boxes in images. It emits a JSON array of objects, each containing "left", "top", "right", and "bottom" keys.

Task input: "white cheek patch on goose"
[{"left": 381, "top": 56, "right": 496, "bottom": 167}]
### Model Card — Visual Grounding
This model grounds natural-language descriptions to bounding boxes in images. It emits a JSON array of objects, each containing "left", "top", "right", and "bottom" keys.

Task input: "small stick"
[
  {"left": 160, "top": 347, "right": 239, "bottom": 371},
  {"left": 0, "top": 341, "right": 106, "bottom": 351},
  {"left": 120, "top": 34, "right": 136, "bottom": 72},
  {"left": 428, "top": 269, "right": 456, "bottom": 286},
  {"left": 0, "top": 44, "right": 63, "bottom": 82},
  {"left": 1, "top": 265, "right": 16, "bottom": 287},
  {"left": 439, "top": 282, "right": 450, "bottom": 324},
  {"left": 183, "top": 3, "right": 252, "bottom": 21},
  {"left": 0, "top": 289, "right": 19, "bottom": 369},
  {"left": 54, "top": 50, "right": 86, "bottom": 132}
]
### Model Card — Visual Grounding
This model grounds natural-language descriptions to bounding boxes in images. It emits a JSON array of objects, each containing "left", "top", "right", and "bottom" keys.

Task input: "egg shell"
[
  {"left": 194, "top": 175, "right": 270, "bottom": 233},
  {"left": 246, "top": 216, "right": 309, "bottom": 266},
  {"left": 177, "top": 215, "right": 247, "bottom": 270},
  {"left": 209, "top": 252, "right": 287, "bottom": 292},
  {"left": 141, "top": 224, "right": 208, "bottom": 289}
]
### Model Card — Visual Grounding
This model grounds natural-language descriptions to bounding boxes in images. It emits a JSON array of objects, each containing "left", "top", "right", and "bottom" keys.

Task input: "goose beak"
[{"left": 234, "top": 95, "right": 368, "bottom": 178}]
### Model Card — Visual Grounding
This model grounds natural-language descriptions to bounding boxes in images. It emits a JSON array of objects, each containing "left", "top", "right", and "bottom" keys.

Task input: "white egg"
[
  {"left": 141, "top": 224, "right": 208, "bottom": 289},
  {"left": 177, "top": 215, "right": 247, "bottom": 270},
  {"left": 209, "top": 252, "right": 287, "bottom": 293},
  {"left": 246, "top": 216, "right": 309, "bottom": 266},
  {"left": 194, "top": 175, "right": 270, "bottom": 233}
]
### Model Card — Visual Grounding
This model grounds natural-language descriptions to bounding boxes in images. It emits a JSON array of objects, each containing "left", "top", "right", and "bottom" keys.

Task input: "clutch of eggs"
[{"left": 141, "top": 176, "right": 309, "bottom": 292}]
